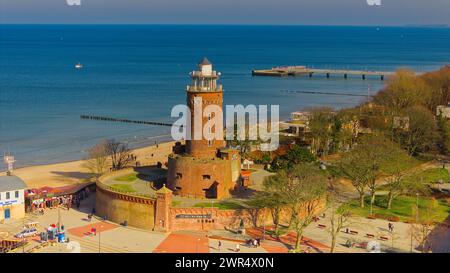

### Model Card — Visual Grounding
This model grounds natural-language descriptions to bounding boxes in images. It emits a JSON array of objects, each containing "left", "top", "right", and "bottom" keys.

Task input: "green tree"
[
  {"left": 373, "top": 69, "right": 432, "bottom": 113},
  {"left": 308, "top": 107, "right": 335, "bottom": 156},
  {"left": 246, "top": 191, "right": 285, "bottom": 236},
  {"left": 436, "top": 114, "right": 450, "bottom": 155},
  {"left": 284, "top": 145, "right": 316, "bottom": 166},
  {"left": 398, "top": 106, "right": 437, "bottom": 156},
  {"left": 383, "top": 148, "right": 427, "bottom": 209}
]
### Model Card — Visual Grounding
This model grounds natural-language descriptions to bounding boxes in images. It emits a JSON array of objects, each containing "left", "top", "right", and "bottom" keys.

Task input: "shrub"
[{"left": 387, "top": 216, "right": 400, "bottom": 222}]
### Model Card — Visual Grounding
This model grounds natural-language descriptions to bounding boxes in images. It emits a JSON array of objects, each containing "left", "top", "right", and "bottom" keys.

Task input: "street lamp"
[
  {"left": 196, "top": 238, "right": 200, "bottom": 253},
  {"left": 98, "top": 225, "right": 103, "bottom": 253},
  {"left": 416, "top": 193, "right": 419, "bottom": 222},
  {"left": 57, "top": 205, "right": 61, "bottom": 233}
]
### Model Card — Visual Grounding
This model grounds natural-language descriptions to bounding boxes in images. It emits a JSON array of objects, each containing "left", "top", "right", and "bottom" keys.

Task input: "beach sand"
[{"left": 0, "top": 141, "right": 177, "bottom": 189}]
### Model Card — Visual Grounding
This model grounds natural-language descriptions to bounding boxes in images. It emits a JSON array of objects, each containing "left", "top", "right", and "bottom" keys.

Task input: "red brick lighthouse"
[{"left": 167, "top": 58, "right": 241, "bottom": 199}]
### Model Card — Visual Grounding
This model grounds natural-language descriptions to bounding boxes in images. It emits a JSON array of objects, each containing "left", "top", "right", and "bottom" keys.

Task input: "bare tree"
[
  {"left": 280, "top": 164, "right": 327, "bottom": 251},
  {"left": 411, "top": 198, "right": 439, "bottom": 253},
  {"left": 327, "top": 179, "right": 351, "bottom": 253},
  {"left": 82, "top": 140, "right": 109, "bottom": 177},
  {"left": 105, "top": 139, "right": 133, "bottom": 170}
]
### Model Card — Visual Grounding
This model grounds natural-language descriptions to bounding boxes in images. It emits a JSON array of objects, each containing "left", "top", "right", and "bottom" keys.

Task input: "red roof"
[{"left": 26, "top": 183, "right": 93, "bottom": 198}]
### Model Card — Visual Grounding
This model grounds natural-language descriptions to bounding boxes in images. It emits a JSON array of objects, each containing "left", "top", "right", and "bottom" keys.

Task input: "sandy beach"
[{"left": 0, "top": 141, "right": 177, "bottom": 189}]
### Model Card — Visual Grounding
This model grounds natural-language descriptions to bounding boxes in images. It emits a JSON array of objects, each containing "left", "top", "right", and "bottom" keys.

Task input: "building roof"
[
  {"left": 0, "top": 176, "right": 27, "bottom": 192},
  {"left": 156, "top": 184, "right": 172, "bottom": 194},
  {"left": 198, "top": 57, "right": 212, "bottom": 66}
]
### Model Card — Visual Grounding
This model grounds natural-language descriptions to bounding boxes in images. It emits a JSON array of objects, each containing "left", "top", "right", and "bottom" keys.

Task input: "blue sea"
[{"left": 1, "top": 25, "right": 449, "bottom": 169}]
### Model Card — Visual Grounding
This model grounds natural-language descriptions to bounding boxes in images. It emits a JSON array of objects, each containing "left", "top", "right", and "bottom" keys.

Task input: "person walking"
[
  {"left": 235, "top": 244, "right": 240, "bottom": 252},
  {"left": 218, "top": 240, "right": 222, "bottom": 252}
]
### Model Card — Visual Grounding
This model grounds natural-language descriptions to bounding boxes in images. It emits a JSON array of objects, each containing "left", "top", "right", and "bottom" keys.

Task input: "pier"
[
  {"left": 252, "top": 66, "right": 395, "bottom": 80},
  {"left": 80, "top": 115, "right": 176, "bottom": 127}
]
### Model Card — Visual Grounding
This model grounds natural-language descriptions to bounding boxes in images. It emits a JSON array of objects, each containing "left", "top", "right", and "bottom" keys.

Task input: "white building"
[
  {"left": 437, "top": 103, "right": 450, "bottom": 119},
  {"left": 0, "top": 176, "right": 26, "bottom": 221}
]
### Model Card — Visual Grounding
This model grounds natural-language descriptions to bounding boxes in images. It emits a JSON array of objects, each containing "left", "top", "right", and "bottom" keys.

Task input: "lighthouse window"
[
  {"left": 203, "top": 175, "right": 211, "bottom": 180},
  {"left": 176, "top": 173, "right": 182, "bottom": 179},
  {"left": 15, "top": 191, "right": 19, "bottom": 198},
  {"left": 208, "top": 140, "right": 212, "bottom": 147},
  {"left": 6, "top": 192, "right": 10, "bottom": 199}
]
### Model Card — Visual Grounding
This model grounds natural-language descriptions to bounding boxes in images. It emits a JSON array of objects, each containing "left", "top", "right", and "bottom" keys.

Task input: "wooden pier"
[
  {"left": 252, "top": 66, "right": 395, "bottom": 80},
  {"left": 80, "top": 115, "right": 176, "bottom": 127}
]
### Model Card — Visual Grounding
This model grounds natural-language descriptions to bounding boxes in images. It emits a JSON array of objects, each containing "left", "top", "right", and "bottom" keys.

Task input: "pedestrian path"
[
  {"left": 153, "top": 232, "right": 210, "bottom": 253},
  {"left": 246, "top": 226, "right": 330, "bottom": 253},
  {"left": 67, "top": 221, "right": 117, "bottom": 237}
]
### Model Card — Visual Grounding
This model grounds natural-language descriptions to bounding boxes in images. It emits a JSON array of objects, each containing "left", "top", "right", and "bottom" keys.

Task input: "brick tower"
[
  {"left": 154, "top": 184, "right": 172, "bottom": 233},
  {"left": 167, "top": 58, "right": 241, "bottom": 199},
  {"left": 185, "top": 57, "right": 225, "bottom": 158}
]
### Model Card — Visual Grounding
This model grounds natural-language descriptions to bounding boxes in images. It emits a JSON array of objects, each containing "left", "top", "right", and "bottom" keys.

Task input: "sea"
[{"left": 1, "top": 25, "right": 449, "bottom": 169}]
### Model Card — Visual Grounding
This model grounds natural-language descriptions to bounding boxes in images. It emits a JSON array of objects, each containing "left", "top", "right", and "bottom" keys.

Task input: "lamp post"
[
  {"left": 57, "top": 206, "right": 61, "bottom": 233},
  {"left": 98, "top": 225, "right": 103, "bottom": 253},
  {"left": 416, "top": 193, "right": 419, "bottom": 222},
  {"left": 196, "top": 238, "right": 200, "bottom": 253},
  {"left": 262, "top": 209, "right": 266, "bottom": 241}
]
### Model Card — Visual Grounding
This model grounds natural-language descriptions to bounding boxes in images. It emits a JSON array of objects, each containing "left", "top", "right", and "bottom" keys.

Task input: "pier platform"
[{"left": 252, "top": 66, "right": 395, "bottom": 80}]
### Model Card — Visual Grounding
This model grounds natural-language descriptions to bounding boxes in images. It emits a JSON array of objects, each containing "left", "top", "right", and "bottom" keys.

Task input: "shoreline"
[
  {"left": 0, "top": 140, "right": 177, "bottom": 189},
  {"left": 0, "top": 133, "right": 174, "bottom": 172},
  {"left": 0, "top": 119, "right": 292, "bottom": 189}
]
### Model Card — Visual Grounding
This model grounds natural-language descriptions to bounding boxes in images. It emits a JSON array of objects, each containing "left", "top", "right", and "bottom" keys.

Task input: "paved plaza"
[{"left": 1, "top": 192, "right": 448, "bottom": 253}]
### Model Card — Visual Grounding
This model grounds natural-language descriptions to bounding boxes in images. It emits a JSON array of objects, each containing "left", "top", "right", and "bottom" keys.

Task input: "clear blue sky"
[{"left": 0, "top": 0, "right": 449, "bottom": 25}]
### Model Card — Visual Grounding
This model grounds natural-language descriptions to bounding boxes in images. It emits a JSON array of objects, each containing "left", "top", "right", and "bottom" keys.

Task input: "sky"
[{"left": 0, "top": 0, "right": 449, "bottom": 25}]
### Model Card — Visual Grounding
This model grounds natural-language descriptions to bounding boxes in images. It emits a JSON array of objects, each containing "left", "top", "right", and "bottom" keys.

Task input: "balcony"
[
  {"left": 186, "top": 84, "right": 223, "bottom": 92},
  {"left": 190, "top": 71, "right": 220, "bottom": 78}
]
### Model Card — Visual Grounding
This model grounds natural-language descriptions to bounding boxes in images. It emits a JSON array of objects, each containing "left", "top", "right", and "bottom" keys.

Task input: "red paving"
[
  {"left": 261, "top": 242, "right": 289, "bottom": 253},
  {"left": 67, "top": 222, "right": 118, "bottom": 237},
  {"left": 246, "top": 226, "right": 330, "bottom": 253},
  {"left": 153, "top": 233, "right": 210, "bottom": 253}
]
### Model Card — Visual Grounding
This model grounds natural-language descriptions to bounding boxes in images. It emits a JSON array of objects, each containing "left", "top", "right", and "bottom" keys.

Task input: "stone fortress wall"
[
  {"left": 96, "top": 170, "right": 157, "bottom": 230},
  {"left": 96, "top": 169, "right": 326, "bottom": 232}
]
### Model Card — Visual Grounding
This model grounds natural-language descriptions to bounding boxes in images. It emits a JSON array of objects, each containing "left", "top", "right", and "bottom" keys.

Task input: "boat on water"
[{"left": 75, "top": 63, "right": 83, "bottom": 69}]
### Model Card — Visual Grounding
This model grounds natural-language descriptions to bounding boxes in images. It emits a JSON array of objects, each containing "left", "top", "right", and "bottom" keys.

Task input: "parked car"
[{"left": 15, "top": 228, "right": 38, "bottom": 238}]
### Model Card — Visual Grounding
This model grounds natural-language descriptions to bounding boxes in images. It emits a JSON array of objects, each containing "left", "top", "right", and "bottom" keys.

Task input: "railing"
[
  {"left": 186, "top": 85, "right": 223, "bottom": 92},
  {"left": 190, "top": 71, "right": 220, "bottom": 78}
]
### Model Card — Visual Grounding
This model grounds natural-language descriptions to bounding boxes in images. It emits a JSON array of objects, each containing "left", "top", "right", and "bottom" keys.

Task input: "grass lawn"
[
  {"left": 194, "top": 201, "right": 244, "bottom": 210},
  {"left": 115, "top": 173, "right": 138, "bottom": 182},
  {"left": 412, "top": 168, "right": 449, "bottom": 184},
  {"left": 110, "top": 183, "right": 136, "bottom": 193},
  {"left": 345, "top": 195, "right": 450, "bottom": 223},
  {"left": 171, "top": 200, "right": 182, "bottom": 207}
]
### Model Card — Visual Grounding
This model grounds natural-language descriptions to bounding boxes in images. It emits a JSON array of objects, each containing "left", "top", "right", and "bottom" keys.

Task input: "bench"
[
  {"left": 379, "top": 236, "right": 389, "bottom": 241},
  {"left": 350, "top": 230, "right": 358, "bottom": 235},
  {"left": 366, "top": 233, "right": 375, "bottom": 238},
  {"left": 317, "top": 224, "right": 326, "bottom": 229}
]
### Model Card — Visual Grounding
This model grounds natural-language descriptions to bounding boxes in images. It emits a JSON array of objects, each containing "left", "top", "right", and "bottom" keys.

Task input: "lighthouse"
[
  {"left": 185, "top": 57, "right": 225, "bottom": 158},
  {"left": 167, "top": 58, "right": 241, "bottom": 199}
]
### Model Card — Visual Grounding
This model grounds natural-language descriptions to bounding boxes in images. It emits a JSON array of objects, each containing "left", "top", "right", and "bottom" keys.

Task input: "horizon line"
[{"left": 1, "top": 22, "right": 449, "bottom": 28}]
